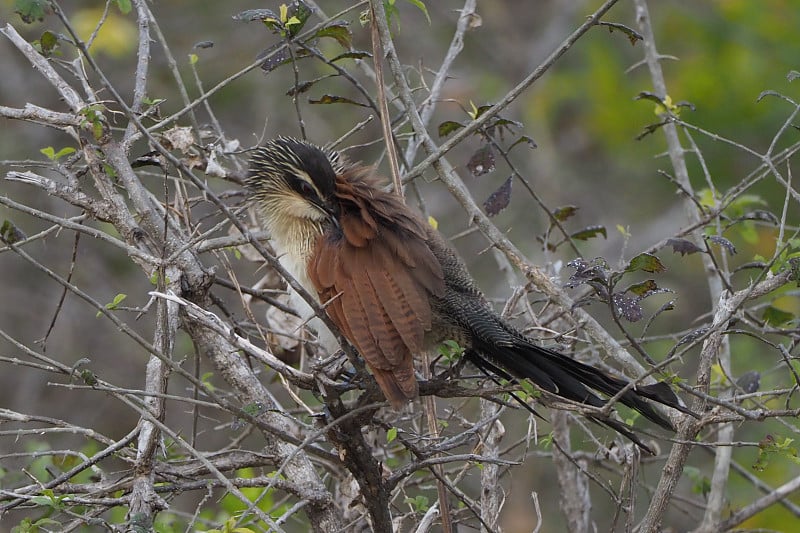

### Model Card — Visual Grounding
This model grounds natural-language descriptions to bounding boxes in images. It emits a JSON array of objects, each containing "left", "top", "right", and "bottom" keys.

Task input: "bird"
[{"left": 246, "top": 137, "right": 692, "bottom": 451}]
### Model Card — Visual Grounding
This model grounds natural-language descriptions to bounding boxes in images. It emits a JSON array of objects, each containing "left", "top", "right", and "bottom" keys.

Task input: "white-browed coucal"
[{"left": 247, "top": 137, "right": 690, "bottom": 450}]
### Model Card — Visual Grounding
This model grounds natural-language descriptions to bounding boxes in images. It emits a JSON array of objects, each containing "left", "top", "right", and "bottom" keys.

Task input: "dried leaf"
[
  {"left": 565, "top": 258, "right": 610, "bottom": 288},
  {"left": 259, "top": 45, "right": 291, "bottom": 72},
  {"left": 161, "top": 126, "right": 195, "bottom": 154},
  {"left": 707, "top": 235, "right": 737, "bottom": 255},
  {"left": 232, "top": 9, "right": 276, "bottom": 22},
  {"left": 467, "top": 144, "right": 495, "bottom": 177},
  {"left": 736, "top": 371, "right": 761, "bottom": 394},
  {"left": 666, "top": 238, "right": 703, "bottom": 256},
  {"left": 742, "top": 210, "right": 779, "bottom": 225},
  {"left": 599, "top": 21, "right": 643, "bottom": 45},
  {"left": 613, "top": 293, "right": 643, "bottom": 322},
  {"left": 676, "top": 327, "right": 709, "bottom": 347},
  {"left": 509, "top": 135, "right": 537, "bottom": 150},
  {"left": 483, "top": 176, "right": 513, "bottom": 216},
  {"left": 625, "top": 252, "right": 666, "bottom": 273}
]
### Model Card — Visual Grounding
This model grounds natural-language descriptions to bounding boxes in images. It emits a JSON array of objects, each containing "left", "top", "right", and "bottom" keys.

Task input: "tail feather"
[
  {"left": 469, "top": 335, "right": 693, "bottom": 451},
  {"left": 466, "top": 348, "right": 664, "bottom": 454}
]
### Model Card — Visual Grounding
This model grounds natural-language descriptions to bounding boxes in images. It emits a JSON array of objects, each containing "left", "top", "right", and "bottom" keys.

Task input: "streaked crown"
[{"left": 247, "top": 137, "right": 343, "bottom": 224}]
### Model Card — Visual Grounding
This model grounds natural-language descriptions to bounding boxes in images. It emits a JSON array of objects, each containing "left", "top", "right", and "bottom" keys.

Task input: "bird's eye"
[{"left": 298, "top": 180, "right": 315, "bottom": 197}]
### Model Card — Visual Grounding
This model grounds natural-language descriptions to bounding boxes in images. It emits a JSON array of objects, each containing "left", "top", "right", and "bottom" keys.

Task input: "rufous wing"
[{"left": 308, "top": 168, "right": 444, "bottom": 407}]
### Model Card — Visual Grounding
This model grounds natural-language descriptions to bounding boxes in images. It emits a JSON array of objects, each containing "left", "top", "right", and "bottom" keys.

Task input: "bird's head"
[{"left": 247, "top": 137, "right": 342, "bottom": 228}]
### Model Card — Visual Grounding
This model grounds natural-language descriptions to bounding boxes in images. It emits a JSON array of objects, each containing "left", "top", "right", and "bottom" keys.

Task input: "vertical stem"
[
  {"left": 633, "top": 1, "right": 731, "bottom": 529},
  {"left": 369, "top": 0, "right": 403, "bottom": 198},
  {"left": 129, "top": 267, "right": 178, "bottom": 524},
  {"left": 479, "top": 399, "right": 504, "bottom": 532}
]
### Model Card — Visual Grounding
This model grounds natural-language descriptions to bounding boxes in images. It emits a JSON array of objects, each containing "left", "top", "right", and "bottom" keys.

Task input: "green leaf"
[
  {"left": 54, "top": 147, "right": 76, "bottom": 159},
  {"left": 762, "top": 306, "right": 795, "bottom": 326},
  {"left": 726, "top": 194, "right": 767, "bottom": 216},
  {"left": 242, "top": 402, "right": 267, "bottom": 417},
  {"left": 286, "top": 75, "right": 336, "bottom": 96},
  {"left": 518, "top": 379, "right": 536, "bottom": 398},
  {"left": 437, "top": 339, "right": 464, "bottom": 362},
  {"left": 92, "top": 120, "right": 104, "bottom": 141},
  {"left": 553, "top": 205, "right": 578, "bottom": 222},
  {"left": 571, "top": 225, "right": 607, "bottom": 241},
  {"left": 387, "top": 427, "right": 398, "bottom": 443},
  {"left": 404, "top": 494, "right": 429, "bottom": 513},
  {"left": 14, "top": 0, "right": 48, "bottom": 23},
  {"left": 40, "top": 146, "right": 55, "bottom": 160},
  {"left": 404, "top": 0, "right": 431, "bottom": 24},
  {"left": 473, "top": 104, "right": 494, "bottom": 119},
  {"left": 438, "top": 120, "right": 464, "bottom": 138},
  {"left": 313, "top": 22, "right": 352, "bottom": 48},
  {"left": 40, "top": 146, "right": 75, "bottom": 161},
  {"left": 1, "top": 219, "right": 26, "bottom": 244},
  {"left": 80, "top": 369, "right": 98, "bottom": 386},
  {"left": 309, "top": 94, "right": 368, "bottom": 107},
  {"left": 97, "top": 293, "right": 127, "bottom": 317},
  {"left": 625, "top": 252, "right": 666, "bottom": 273},
  {"left": 114, "top": 0, "right": 132, "bottom": 14},
  {"left": 330, "top": 50, "right": 372, "bottom": 62},
  {"left": 627, "top": 279, "right": 659, "bottom": 297},
  {"left": 40, "top": 30, "right": 58, "bottom": 56}
]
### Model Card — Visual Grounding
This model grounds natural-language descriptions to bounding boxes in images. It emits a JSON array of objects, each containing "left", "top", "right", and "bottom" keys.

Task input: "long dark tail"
[{"left": 468, "top": 336, "right": 694, "bottom": 453}]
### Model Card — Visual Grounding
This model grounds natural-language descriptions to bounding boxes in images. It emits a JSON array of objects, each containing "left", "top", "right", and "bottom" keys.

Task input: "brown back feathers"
[{"left": 308, "top": 166, "right": 445, "bottom": 407}]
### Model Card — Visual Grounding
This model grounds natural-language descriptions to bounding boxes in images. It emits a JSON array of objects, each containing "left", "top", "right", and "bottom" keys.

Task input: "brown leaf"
[
  {"left": 467, "top": 144, "right": 495, "bottom": 176},
  {"left": 666, "top": 238, "right": 703, "bottom": 256},
  {"left": 483, "top": 176, "right": 512, "bottom": 216}
]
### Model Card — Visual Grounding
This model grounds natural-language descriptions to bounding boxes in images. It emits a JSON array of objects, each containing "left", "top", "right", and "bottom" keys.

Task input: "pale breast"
[{"left": 269, "top": 227, "right": 339, "bottom": 354}]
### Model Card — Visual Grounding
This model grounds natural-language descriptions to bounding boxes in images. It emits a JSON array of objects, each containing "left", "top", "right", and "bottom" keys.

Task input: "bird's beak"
[
  {"left": 326, "top": 208, "right": 340, "bottom": 229},
  {"left": 314, "top": 199, "right": 339, "bottom": 229}
]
